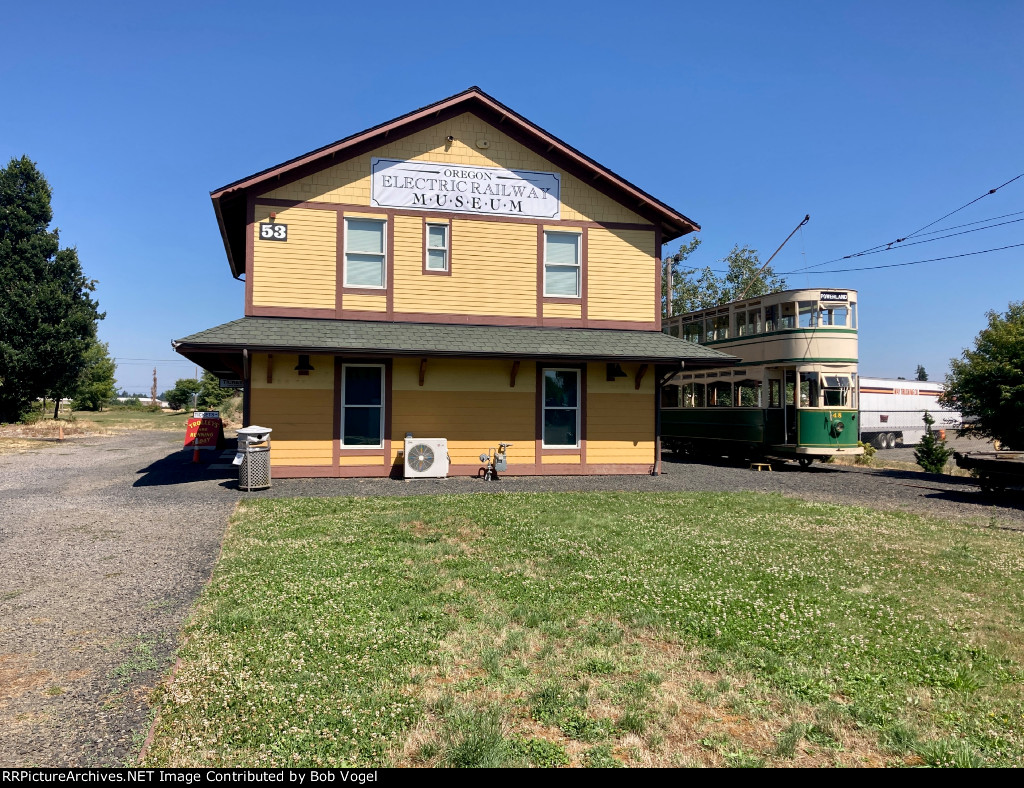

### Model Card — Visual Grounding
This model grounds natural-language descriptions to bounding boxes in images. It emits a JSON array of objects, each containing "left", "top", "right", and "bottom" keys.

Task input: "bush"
[
  {"left": 915, "top": 411, "right": 952, "bottom": 474},
  {"left": 855, "top": 441, "right": 876, "bottom": 466}
]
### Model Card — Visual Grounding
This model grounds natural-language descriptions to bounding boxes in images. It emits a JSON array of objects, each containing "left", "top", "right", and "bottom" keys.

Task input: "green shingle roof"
[{"left": 174, "top": 317, "right": 734, "bottom": 364}]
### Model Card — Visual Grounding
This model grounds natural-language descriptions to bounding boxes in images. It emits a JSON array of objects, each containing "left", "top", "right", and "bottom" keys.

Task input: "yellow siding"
[
  {"left": 391, "top": 358, "right": 535, "bottom": 466},
  {"left": 252, "top": 205, "right": 335, "bottom": 309},
  {"left": 542, "top": 455, "right": 581, "bottom": 465},
  {"left": 587, "top": 227, "right": 656, "bottom": 323},
  {"left": 343, "top": 293, "right": 387, "bottom": 312},
  {"left": 249, "top": 387, "right": 333, "bottom": 466},
  {"left": 259, "top": 112, "right": 650, "bottom": 225},
  {"left": 543, "top": 302, "right": 582, "bottom": 319},
  {"left": 586, "top": 364, "right": 655, "bottom": 463},
  {"left": 250, "top": 354, "right": 333, "bottom": 390},
  {"left": 393, "top": 219, "right": 536, "bottom": 316}
]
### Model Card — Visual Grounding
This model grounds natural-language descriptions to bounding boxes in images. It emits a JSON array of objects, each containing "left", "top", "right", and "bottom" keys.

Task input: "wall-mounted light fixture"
[
  {"left": 606, "top": 363, "right": 627, "bottom": 382},
  {"left": 294, "top": 355, "right": 315, "bottom": 376}
]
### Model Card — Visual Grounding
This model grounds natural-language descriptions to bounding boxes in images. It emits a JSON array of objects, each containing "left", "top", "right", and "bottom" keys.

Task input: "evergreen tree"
[
  {"left": 914, "top": 411, "right": 952, "bottom": 473},
  {"left": 916, "top": 364, "right": 928, "bottom": 381},
  {"left": 72, "top": 339, "right": 117, "bottom": 411},
  {"left": 0, "top": 156, "right": 103, "bottom": 422}
]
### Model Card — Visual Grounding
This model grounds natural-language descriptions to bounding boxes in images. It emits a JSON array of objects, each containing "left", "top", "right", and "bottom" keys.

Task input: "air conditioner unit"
[{"left": 404, "top": 437, "right": 450, "bottom": 479}]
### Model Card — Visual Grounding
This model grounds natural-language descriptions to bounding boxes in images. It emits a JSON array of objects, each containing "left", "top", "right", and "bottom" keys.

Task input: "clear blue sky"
[{"left": 2, "top": 1, "right": 1021, "bottom": 392}]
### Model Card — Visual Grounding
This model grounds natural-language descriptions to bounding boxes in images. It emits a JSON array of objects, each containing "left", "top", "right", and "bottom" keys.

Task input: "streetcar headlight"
[{"left": 833, "top": 421, "right": 845, "bottom": 436}]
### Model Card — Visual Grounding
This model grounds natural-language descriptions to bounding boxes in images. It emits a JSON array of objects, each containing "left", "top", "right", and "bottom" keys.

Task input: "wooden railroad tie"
[{"left": 749, "top": 462, "right": 772, "bottom": 472}]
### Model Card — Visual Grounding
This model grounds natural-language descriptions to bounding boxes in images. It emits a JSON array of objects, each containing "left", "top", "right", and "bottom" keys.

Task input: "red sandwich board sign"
[{"left": 184, "top": 411, "right": 225, "bottom": 449}]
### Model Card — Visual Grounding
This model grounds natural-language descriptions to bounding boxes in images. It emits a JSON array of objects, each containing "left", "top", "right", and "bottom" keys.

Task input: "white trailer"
[{"left": 858, "top": 377, "right": 961, "bottom": 449}]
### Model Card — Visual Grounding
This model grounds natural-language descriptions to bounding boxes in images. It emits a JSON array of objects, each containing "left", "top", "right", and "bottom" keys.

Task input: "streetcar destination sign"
[
  {"left": 819, "top": 291, "right": 849, "bottom": 302},
  {"left": 370, "top": 157, "right": 560, "bottom": 219}
]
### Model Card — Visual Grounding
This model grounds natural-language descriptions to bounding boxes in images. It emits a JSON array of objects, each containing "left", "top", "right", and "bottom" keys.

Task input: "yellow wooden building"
[{"left": 174, "top": 87, "right": 732, "bottom": 477}]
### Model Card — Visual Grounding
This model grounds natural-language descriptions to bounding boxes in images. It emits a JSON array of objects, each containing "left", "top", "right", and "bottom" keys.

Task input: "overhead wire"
[{"left": 778, "top": 242, "right": 1024, "bottom": 275}]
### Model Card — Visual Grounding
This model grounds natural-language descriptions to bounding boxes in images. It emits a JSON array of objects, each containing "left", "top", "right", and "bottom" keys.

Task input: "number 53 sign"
[{"left": 259, "top": 222, "right": 287, "bottom": 241}]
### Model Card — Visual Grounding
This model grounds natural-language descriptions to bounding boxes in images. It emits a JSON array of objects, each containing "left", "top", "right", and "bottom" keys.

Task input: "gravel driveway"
[
  {"left": 0, "top": 431, "right": 236, "bottom": 766},
  {"left": 2, "top": 430, "right": 1020, "bottom": 767}
]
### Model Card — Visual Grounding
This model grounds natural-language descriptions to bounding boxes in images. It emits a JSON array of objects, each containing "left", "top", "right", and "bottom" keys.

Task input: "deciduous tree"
[
  {"left": 942, "top": 302, "right": 1024, "bottom": 450},
  {"left": 663, "top": 241, "right": 787, "bottom": 317}
]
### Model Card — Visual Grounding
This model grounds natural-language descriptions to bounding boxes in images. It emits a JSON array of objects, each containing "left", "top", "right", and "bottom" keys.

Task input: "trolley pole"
[{"left": 738, "top": 214, "right": 810, "bottom": 301}]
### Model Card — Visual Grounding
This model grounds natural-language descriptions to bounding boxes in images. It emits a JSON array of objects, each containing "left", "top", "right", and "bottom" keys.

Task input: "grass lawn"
[{"left": 144, "top": 492, "right": 1024, "bottom": 768}]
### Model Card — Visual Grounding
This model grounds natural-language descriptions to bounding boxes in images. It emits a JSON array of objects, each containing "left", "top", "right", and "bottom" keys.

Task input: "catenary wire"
[{"left": 776, "top": 242, "right": 1024, "bottom": 275}]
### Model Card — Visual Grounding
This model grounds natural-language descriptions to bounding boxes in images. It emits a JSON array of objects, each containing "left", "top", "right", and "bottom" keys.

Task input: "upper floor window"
[
  {"left": 426, "top": 223, "right": 449, "bottom": 272},
  {"left": 344, "top": 218, "right": 386, "bottom": 288},
  {"left": 543, "top": 231, "right": 580, "bottom": 298}
]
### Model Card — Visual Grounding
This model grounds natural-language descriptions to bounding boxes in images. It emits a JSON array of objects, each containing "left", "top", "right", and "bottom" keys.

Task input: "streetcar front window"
[
  {"left": 683, "top": 322, "right": 701, "bottom": 343},
  {"left": 799, "top": 372, "right": 820, "bottom": 407},
  {"left": 850, "top": 302, "right": 857, "bottom": 329},
  {"left": 735, "top": 310, "right": 747, "bottom": 336},
  {"left": 819, "top": 306, "right": 849, "bottom": 326},
  {"left": 748, "top": 308, "right": 762, "bottom": 334},
  {"left": 822, "top": 375, "right": 852, "bottom": 407},
  {"left": 765, "top": 305, "right": 778, "bottom": 332}
]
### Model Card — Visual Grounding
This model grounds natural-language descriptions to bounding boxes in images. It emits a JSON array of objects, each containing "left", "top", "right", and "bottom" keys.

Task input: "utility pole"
[{"left": 151, "top": 367, "right": 158, "bottom": 407}]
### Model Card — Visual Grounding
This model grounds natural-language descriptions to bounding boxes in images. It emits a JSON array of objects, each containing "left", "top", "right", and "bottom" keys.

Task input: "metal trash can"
[{"left": 236, "top": 425, "right": 273, "bottom": 491}]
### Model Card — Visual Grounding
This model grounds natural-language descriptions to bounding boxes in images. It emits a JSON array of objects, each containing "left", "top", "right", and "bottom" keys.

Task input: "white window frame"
[
  {"left": 343, "top": 217, "right": 387, "bottom": 289},
  {"left": 341, "top": 363, "right": 385, "bottom": 448},
  {"left": 542, "top": 230, "right": 581, "bottom": 299},
  {"left": 541, "top": 367, "right": 581, "bottom": 448},
  {"left": 425, "top": 222, "right": 449, "bottom": 272}
]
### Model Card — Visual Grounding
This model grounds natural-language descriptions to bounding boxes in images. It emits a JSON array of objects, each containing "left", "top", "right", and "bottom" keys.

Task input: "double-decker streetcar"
[{"left": 661, "top": 288, "right": 864, "bottom": 467}]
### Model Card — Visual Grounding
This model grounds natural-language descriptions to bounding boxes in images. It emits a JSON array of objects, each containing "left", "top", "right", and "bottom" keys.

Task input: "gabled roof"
[
  {"left": 211, "top": 87, "right": 700, "bottom": 278},
  {"left": 174, "top": 317, "right": 734, "bottom": 366}
]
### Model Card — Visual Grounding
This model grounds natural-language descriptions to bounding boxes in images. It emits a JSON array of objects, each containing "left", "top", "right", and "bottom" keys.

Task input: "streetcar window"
[
  {"left": 769, "top": 379, "right": 782, "bottom": 408},
  {"left": 764, "top": 305, "right": 777, "bottom": 331},
  {"left": 661, "top": 384, "right": 681, "bottom": 408},
  {"left": 735, "top": 379, "right": 763, "bottom": 407},
  {"left": 819, "top": 306, "right": 849, "bottom": 326},
  {"left": 822, "top": 375, "right": 852, "bottom": 407},
  {"left": 799, "top": 372, "right": 820, "bottom": 407},
  {"left": 798, "top": 301, "right": 817, "bottom": 328},
  {"left": 682, "top": 382, "right": 705, "bottom": 408},
  {"left": 683, "top": 322, "right": 702, "bottom": 343},
  {"left": 850, "top": 302, "right": 857, "bottom": 329},
  {"left": 705, "top": 316, "right": 715, "bottom": 342},
  {"left": 708, "top": 381, "right": 733, "bottom": 407},
  {"left": 708, "top": 314, "right": 729, "bottom": 340},
  {"left": 735, "top": 310, "right": 747, "bottom": 336},
  {"left": 779, "top": 303, "right": 796, "bottom": 329},
  {"left": 748, "top": 308, "right": 762, "bottom": 334}
]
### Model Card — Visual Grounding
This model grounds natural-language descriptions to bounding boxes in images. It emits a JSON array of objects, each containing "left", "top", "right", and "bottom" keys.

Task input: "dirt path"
[{"left": 0, "top": 432, "right": 237, "bottom": 766}]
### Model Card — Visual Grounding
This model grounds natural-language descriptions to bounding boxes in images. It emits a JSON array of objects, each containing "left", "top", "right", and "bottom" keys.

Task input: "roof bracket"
[
  {"left": 635, "top": 364, "right": 648, "bottom": 390},
  {"left": 510, "top": 360, "right": 520, "bottom": 388},
  {"left": 419, "top": 357, "right": 427, "bottom": 386}
]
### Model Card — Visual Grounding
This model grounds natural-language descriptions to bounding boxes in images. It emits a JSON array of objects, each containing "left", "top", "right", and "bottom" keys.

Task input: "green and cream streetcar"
[{"left": 661, "top": 288, "right": 864, "bottom": 466}]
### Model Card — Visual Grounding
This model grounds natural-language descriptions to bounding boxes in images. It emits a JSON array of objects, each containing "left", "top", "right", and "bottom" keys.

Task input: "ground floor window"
[
  {"left": 342, "top": 364, "right": 383, "bottom": 447},
  {"left": 542, "top": 368, "right": 579, "bottom": 447}
]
